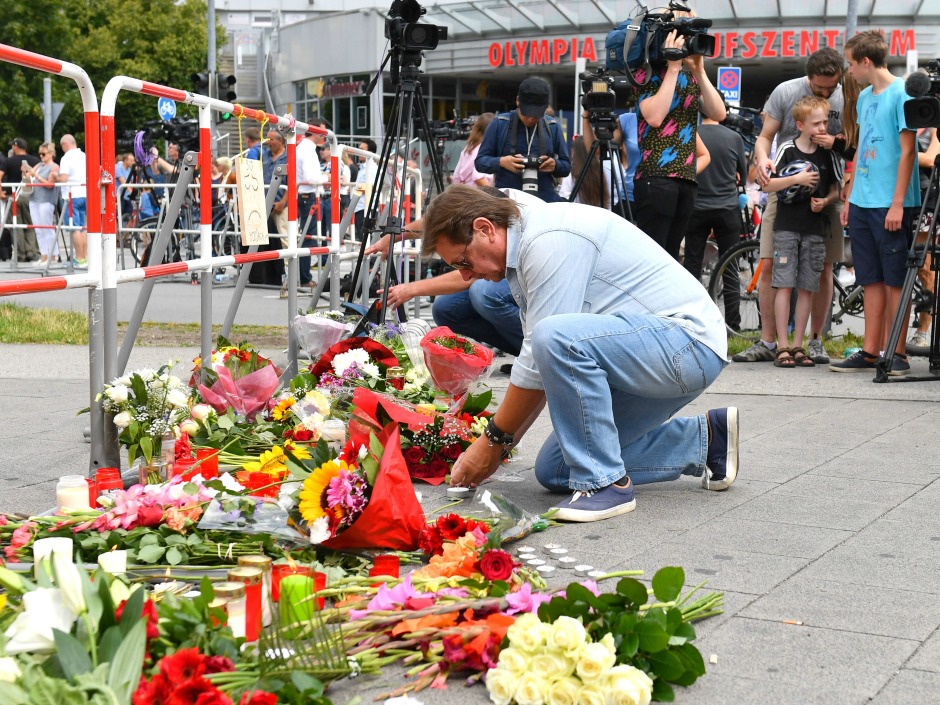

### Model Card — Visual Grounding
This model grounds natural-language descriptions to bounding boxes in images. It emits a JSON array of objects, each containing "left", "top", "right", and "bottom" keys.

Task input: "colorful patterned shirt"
[{"left": 635, "top": 67, "right": 702, "bottom": 183}]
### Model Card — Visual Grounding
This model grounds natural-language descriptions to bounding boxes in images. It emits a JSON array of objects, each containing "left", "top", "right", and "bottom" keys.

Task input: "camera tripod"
[
  {"left": 874, "top": 154, "right": 940, "bottom": 382},
  {"left": 347, "top": 6, "right": 446, "bottom": 326},
  {"left": 569, "top": 114, "right": 633, "bottom": 221}
]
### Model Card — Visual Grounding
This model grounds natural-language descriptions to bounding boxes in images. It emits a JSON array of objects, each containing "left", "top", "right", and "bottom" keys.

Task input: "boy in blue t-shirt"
[
  {"left": 765, "top": 96, "right": 841, "bottom": 367},
  {"left": 831, "top": 30, "right": 921, "bottom": 374}
]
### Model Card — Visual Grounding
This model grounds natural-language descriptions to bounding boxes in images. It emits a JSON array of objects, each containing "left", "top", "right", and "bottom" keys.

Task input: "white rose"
[
  {"left": 531, "top": 650, "right": 574, "bottom": 681},
  {"left": 308, "top": 516, "right": 331, "bottom": 544},
  {"left": 497, "top": 646, "right": 530, "bottom": 674},
  {"left": 577, "top": 682, "right": 607, "bottom": 705},
  {"left": 506, "top": 612, "right": 547, "bottom": 653},
  {"left": 166, "top": 389, "right": 190, "bottom": 408},
  {"left": 191, "top": 403, "right": 213, "bottom": 421},
  {"left": 514, "top": 672, "right": 547, "bottom": 705},
  {"left": 179, "top": 419, "right": 199, "bottom": 436},
  {"left": 0, "top": 656, "right": 21, "bottom": 683},
  {"left": 136, "top": 369, "right": 154, "bottom": 382},
  {"left": 545, "top": 676, "right": 581, "bottom": 705},
  {"left": 575, "top": 641, "right": 616, "bottom": 683},
  {"left": 169, "top": 375, "right": 182, "bottom": 387},
  {"left": 116, "top": 375, "right": 132, "bottom": 386},
  {"left": 105, "top": 384, "right": 129, "bottom": 403},
  {"left": 605, "top": 665, "right": 653, "bottom": 705},
  {"left": 485, "top": 667, "right": 518, "bottom": 705},
  {"left": 113, "top": 411, "right": 132, "bottom": 429},
  {"left": 547, "top": 616, "right": 587, "bottom": 657}
]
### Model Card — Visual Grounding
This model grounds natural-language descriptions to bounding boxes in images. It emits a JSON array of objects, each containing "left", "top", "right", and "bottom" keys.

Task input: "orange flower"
[{"left": 411, "top": 534, "right": 481, "bottom": 580}]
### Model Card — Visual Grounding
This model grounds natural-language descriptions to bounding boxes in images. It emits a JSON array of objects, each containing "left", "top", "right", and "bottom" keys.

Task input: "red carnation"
[
  {"left": 137, "top": 505, "right": 164, "bottom": 528},
  {"left": 195, "top": 691, "right": 233, "bottom": 705},
  {"left": 442, "top": 443, "right": 463, "bottom": 460},
  {"left": 239, "top": 691, "right": 278, "bottom": 705},
  {"left": 465, "top": 519, "right": 491, "bottom": 535},
  {"left": 133, "top": 674, "right": 172, "bottom": 705},
  {"left": 436, "top": 513, "right": 468, "bottom": 540},
  {"left": 167, "top": 677, "right": 219, "bottom": 705},
  {"left": 478, "top": 549, "right": 515, "bottom": 581},
  {"left": 159, "top": 647, "right": 207, "bottom": 682},
  {"left": 293, "top": 428, "right": 314, "bottom": 442},
  {"left": 403, "top": 446, "right": 426, "bottom": 465},
  {"left": 419, "top": 526, "right": 444, "bottom": 556},
  {"left": 204, "top": 655, "right": 236, "bottom": 674}
]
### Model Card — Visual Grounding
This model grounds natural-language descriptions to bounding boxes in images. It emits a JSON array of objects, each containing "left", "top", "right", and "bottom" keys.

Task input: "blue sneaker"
[
  {"left": 703, "top": 407, "right": 739, "bottom": 491},
  {"left": 552, "top": 479, "right": 636, "bottom": 522},
  {"left": 888, "top": 353, "right": 911, "bottom": 377},
  {"left": 829, "top": 349, "right": 877, "bottom": 372}
]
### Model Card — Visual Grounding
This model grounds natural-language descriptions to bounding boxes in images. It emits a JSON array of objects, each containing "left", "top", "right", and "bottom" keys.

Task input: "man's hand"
[
  {"left": 376, "top": 282, "right": 415, "bottom": 309},
  {"left": 499, "top": 154, "right": 527, "bottom": 174},
  {"left": 885, "top": 204, "right": 904, "bottom": 231},
  {"left": 364, "top": 233, "right": 393, "bottom": 259},
  {"left": 450, "top": 436, "right": 504, "bottom": 488},
  {"left": 273, "top": 200, "right": 286, "bottom": 214},
  {"left": 755, "top": 157, "right": 775, "bottom": 188},
  {"left": 538, "top": 157, "right": 556, "bottom": 173}
]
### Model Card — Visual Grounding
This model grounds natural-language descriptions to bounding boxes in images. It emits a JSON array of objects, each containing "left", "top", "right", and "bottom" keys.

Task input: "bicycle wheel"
[
  {"left": 708, "top": 239, "right": 762, "bottom": 340},
  {"left": 128, "top": 217, "right": 159, "bottom": 266}
]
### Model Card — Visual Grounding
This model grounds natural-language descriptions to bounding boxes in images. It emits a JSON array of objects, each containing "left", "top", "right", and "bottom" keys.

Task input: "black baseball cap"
[
  {"left": 9, "top": 137, "right": 27, "bottom": 151},
  {"left": 517, "top": 78, "right": 551, "bottom": 118}
]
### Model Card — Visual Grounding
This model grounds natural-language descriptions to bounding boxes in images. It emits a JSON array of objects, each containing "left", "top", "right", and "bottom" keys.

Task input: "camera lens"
[{"left": 522, "top": 166, "right": 539, "bottom": 193}]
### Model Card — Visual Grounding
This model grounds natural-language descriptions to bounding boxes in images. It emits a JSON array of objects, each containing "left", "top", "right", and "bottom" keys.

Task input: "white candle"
[
  {"left": 549, "top": 548, "right": 569, "bottom": 558},
  {"left": 574, "top": 564, "right": 595, "bottom": 577},
  {"left": 32, "top": 537, "right": 74, "bottom": 578},
  {"left": 56, "top": 475, "right": 90, "bottom": 512},
  {"left": 557, "top": 557, "right": 578, "bottom": 569},
  {"left": 542, "top": 543, "right": 563, "bottom": 554},
  {"left": 320, "top": 420, "right": 346, "bottom": 450},
  {"left": 536, "top": 565, "right": 556, "bottom": 575},
  {"left": 97, "top": 550, "right": 127, "bottom": 575},
  {"left": 526, "top": 558, "right": 546, "bottom": 567}
]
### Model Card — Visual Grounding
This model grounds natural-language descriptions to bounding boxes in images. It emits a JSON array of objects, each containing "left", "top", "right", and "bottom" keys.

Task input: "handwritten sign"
[{"left": 235, "top": 157, "right": 268, "bottom": 246}]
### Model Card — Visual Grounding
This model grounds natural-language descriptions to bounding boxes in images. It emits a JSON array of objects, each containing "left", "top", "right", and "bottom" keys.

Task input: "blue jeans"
[
  {"left": 532, "top": 312, "right": 726, "bottom": 493},
  {"left": 431, "top": 279, "right": 523, "bottom": 356},
  {"left": 297, "top": 193, "right": 318, "bottom": 282}
]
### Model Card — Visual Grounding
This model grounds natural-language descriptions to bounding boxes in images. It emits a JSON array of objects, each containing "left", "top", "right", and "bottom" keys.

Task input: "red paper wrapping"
[
  {"left": 197, "top": 365, "right": 280, "bottom": 421},
  {"left": 351, "top": 387, "right": 437, "bottom": 432},
  {"left": 322, "top": 425, "right": 425, "bottom": 551},
  {"left": 420, "top": 326, "right": 494, "bottom": 397},
  {"left": 309, "top": 338, "right": 399, "bottom": 379}
]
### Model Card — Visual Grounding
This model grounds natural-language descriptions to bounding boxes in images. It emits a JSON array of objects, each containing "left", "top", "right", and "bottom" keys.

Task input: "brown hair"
[
  {"left": 569, "top": 137, "right": 607, "bottom": 209},
  {"left": 421, "top": 185, "right": 520, "bottom": 257},
  {"left": 465, "top": 113, "right": 495, "bottom": 153},
  {"left": 840, "top": 72, "right": 861, "bottom": 150},
  {"left": 792, "top": 96, "right": 830, "bottom": 124},
  {"left": 845, "top": 30, "right": 888, "bottom": 68},
  {"left": 245, "top": 127, "right": 261, "bottom": 142},
  {"left": 805, "top": 47, "right": 844, "bottom": 79}
]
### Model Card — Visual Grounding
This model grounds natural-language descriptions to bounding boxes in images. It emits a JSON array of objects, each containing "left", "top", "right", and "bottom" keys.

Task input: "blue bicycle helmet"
[{"left": 777, "top": 160, "right": 818, "bottom": 205}]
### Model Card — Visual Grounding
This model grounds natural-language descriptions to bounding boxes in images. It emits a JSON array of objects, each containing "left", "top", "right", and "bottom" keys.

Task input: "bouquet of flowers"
[
  {"left": 99, "top": 364, "right": 191, "bottom": 467},
  {"left": 421, "top": 326, "right": 494, "bottom": 398},
  {"left": 289, "top": 424, "right": 425, "bottom": 550},
  {"left": 291, "top": 309, "right": 355, "bottom": 360},
  {"left": 193, "top": 338, "right": 282, "bottom": 421},
  {"left": 307, "top": 337, "right": 400, "bottom": 394}
]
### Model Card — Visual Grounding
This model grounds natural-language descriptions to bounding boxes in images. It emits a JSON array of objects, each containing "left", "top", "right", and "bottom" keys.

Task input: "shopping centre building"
[{"left": 218, "top": 0, "right": 939, "bottom": 150}]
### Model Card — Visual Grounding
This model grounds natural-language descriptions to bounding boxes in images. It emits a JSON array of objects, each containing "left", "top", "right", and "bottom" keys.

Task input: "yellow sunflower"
[
  {"left": 242, "top": 446, "right": 289, "bottom": 476},
  {"left": 271, "top": 395, "right": 296, "bottom": 421},
  {"left": 298, "top": 459, "right": 352, "bottom": 524}
]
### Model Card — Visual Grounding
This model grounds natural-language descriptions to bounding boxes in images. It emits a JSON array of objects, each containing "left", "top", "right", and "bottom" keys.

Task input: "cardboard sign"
[{"left": 235, "top": 156, "right": 269, "bottom": 246}]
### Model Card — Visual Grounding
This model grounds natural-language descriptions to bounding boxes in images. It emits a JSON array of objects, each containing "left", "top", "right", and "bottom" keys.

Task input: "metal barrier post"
[
  {"left": 198, "top": 105, "right": 214, "bottom": 372},
  {"left": 285, "top": 128, "right": 300, "bottom": 379}
]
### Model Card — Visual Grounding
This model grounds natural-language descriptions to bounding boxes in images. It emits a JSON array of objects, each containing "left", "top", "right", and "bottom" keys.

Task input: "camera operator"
[
  {"left": 474, "top": 77, "right": 571, "bottom": 203},
  {"left": 742, "top": 47, "right": 845, "bottom": 365},
  {"left": 634, "top": 28, "right": 726, "bottom": 258},
  {"left": 451, "top": 113, "right": 495, "bottom": 187}
]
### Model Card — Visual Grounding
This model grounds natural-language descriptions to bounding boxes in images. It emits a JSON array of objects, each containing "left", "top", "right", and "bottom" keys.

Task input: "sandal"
[
  {"left": 792, "top": 347, "right": 816, "bottom": 367},
  {"left": 774, "top": 347, "right": 795, "bottom": 368}
]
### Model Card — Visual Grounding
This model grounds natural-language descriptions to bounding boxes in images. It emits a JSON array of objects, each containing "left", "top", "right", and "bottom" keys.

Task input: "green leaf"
[
  {"left": 164, "top": 534, "right": 187, "bottom": 546},
  {"left": 619, "top": 631, "right": 640, "bottom": 658},
  {"left": 96, "top": 577, "right": 117, "bottom": 634},
  {"left": 53, "top": 628, "right": 93, "bottom": 678},
  {"left": 651, "top": 678, "right": 676, "bottom": 702},
  {"left": 107, "top": 618, "right": 147, "bottom": 705},
  {"left": 565, "top": 582, "right": 603, "bottom": 610},
  {"left": 217, "top": 414, "right": 234, "bottom": 430},
  {"left": 675, "top": 642, "right": 707, "bottom": 680},
  {"left": 459, "top": 389, "right": 492, "bottom": 416},
  {"left": 647, "top": 649, "right": 686, "bottom": 681},
  {"left": 636, "top": 614, "right": 670, "bottom": 653},
  {"left": 0, "top": 565, "right": 26, "bottom": 593},
  {"left": 0, "top": 682, "right": 29, "bottom": 705},
  {"left": 98, "top": 625, "right": 125, "bottom": 665},
  {"left": 139, "top": 436, "right": 153, "bottom": 464},
  {"left": 291, "top": 671, "right": 325, "bottom": 696},
  {"left": 130, "top": 373, "right": 148, "bottom": 404},
  {"left": 118, "top": 586, "right": 145, "bottom": 635},
  {"left": 166, "top": 546, "right": 183, "bottom": 565},
  {"left": 652, "top": 566, "right": 685, "bottom": 603},
  {"left": 79, "top": 564, "right": 104, "bottom": 627},
  {"left": 616, "top": 577, "right": 650, "bottom": 607},
  {"left": 136, "top": 544, "right": 166, "bottom": 563}
]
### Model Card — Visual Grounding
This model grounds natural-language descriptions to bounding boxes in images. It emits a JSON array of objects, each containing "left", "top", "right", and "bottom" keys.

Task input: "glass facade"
[{"left": 293, "top": 74, "right": 373, "bottom": 142}]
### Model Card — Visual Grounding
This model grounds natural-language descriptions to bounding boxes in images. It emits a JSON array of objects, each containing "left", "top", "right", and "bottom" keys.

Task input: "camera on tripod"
[
  {"left": 419, "top": 116, "right": 476, "bottom": 142},
  {"left": 385, "top": 0, "right": 447, "bottom": 58},
  {"left": 579, "top": 67, "right": 624, "bottom": 141},
  {"left": 116, "top": 118, "right": 200, "bottom": 156},
  {"left": 905, "top": 61, "right": 940, "bottom": 129}
]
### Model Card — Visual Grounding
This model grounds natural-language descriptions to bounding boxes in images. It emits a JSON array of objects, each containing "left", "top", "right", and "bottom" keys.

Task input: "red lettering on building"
[
  {"left": 489, "top": 44, "right": 501, "bottom": 67},
  {"left": 582, "top": 37, "right": 597, "bottom": 62},
  {"left": 823, "top": 29, "right": 840, "bottom": 48},
  {"left": 571, "top": 38, "right": 579, "bottom": 62},
  {"left": 800, "top": 30, "right": 819, "bottom": 55},
  {"left": 552, "top": 38, "right": 567, "bottom": 63},
  {"left": 760, "top": 31, "right": 777, "bottom": 58},
  {"left": 890, "top": 29, "right": 916, "bottom": 55},
  {"left": 505, "top": 42, "right": 516, "bottom": 67},
  {"left": 515, "top": 40, "right": 529, "bottom": 63},
  {"left": 724, "top": 31, "right": 738, "bottom": 59},
  {"left": 780, "top": 30, "right": 796, "bottom": 57},
  {"left": 530, "top": 40, "right": 550, "bottom": 64},
  {"left": 741, "top": 31, "right": 757, "bottom": 59}
]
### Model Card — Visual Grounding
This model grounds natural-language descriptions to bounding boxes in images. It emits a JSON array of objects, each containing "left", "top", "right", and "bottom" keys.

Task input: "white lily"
[
  {"left": 52, "top": 553, "right": 86, "bottom": 616},
  {"left": 0, "top": 657, "right": 21, "bottom": 683},
  {"left": 3, "top": 588, "right": 77, "bottom": 654}
]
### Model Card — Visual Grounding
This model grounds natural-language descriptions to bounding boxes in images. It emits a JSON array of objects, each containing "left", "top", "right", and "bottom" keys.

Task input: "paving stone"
[{"left": 868, "top": 668, "right": 940, "bottom": 705}]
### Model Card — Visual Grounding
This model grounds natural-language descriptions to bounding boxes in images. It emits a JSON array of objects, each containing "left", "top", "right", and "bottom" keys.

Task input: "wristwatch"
[{"left": 484, "top": 417, "right": 514, "bottom": 448}]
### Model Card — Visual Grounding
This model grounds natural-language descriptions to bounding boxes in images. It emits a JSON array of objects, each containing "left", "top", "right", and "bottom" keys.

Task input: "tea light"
[
  {"left": 516, "top": 545, "right": 535, "bottom": 554},
  {"left": 518, "top": 553, "right": 537, "bottom": 562},
  {"left": 526, "top": 558, "right": 546, "bottom": 567},
  {"left": 446, "top": 487, "right": 471, "bottom": 498},
  {"left": 588, "top": 570, "right": 607, "bottom": 579},
  {"left": 574, "top": 564, "right": 595, "bottom": 576},
  {"left": 97, "top": 549, "right": 127, "bottom": 575},
  {"left": 542, "top": 543, "right": 563, "bottom": 554},
  {"left": 321, "top": 420, "right": 346, "bottom": 451},
  {"left": 536, "top": 565, "right": 556, "bottom": 576},
  {"left": 557, "top": 556, "right": 578, "bottom": 569},
  {"left": 549, "top": 548, "right": 569, "bottom": 558}
]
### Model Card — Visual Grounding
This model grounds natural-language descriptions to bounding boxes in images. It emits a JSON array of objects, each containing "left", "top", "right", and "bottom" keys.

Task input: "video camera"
[
  {"left": 384, "top": 0, "right": 447, "bottom": 81},
  {"left": 579, "top": 67, "right": 630, "bottom": 141},
  {"left": 116, "top": 118, "right": 200, "bottom": 157},
  {"left": 721, "top": 105, "right": 762, "bottom": 156},
  {"left": 418, "top": 116, "right": 476, "bottom": 142},
  {"left": 905, "top": 61, "right": 940, "bottom": 129}
]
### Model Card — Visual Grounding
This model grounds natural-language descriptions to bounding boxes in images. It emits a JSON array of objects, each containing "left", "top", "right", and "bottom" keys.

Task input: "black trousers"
[
  {"left": 633, "top": 176, "right": 697, "bottom": 260},
  {"left": 684, "top": 206, "right": 744, "bottom": 330}
]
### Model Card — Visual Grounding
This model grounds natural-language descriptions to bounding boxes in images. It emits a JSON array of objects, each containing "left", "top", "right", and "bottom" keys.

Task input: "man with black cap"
[
  {"left": 0, "top": 138, "right": 41, "bottom": 262},
  {"left": 475, "top": 77, "right": 570, "bottom": 203}
]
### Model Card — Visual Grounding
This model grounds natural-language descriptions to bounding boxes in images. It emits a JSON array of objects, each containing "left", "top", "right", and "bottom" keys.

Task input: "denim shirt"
[{"left": 503, "top": 195, "right": 728, "bottom": 390}]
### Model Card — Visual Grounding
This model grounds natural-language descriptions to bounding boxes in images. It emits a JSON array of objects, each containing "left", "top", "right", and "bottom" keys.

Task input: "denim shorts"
[
  {"left": 772, "top": 230, "right": 825, "bottom": 291},
  {"left": 848, "top": 206, "right": 916, "bottom": 287},
  {"left": 68, "top": 197, "right": 87, "bottom": 228}
]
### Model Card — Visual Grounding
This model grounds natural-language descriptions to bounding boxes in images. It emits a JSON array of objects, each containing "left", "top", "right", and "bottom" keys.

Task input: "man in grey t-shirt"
[{"left": 735, "top": 47, "right": 846, "bottom": 365}]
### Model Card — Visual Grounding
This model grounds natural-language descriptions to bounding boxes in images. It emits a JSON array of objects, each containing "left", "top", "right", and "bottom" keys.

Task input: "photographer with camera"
[
  {"left": 474, "top": 77, "right": 570, "bottom": 203},
  {"left": 633, "top": 24, "right": 726, "bottom": 258}
]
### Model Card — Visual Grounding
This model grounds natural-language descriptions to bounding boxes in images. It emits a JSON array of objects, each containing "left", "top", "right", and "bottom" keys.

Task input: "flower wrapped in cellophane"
[
  {"left": 291, "top": 309, "right": 355, "bottom": 360},
  {"left": 191, "top": 337, "right": 281, "bottom": 421},
  {"left": 420, "top": 326, "right": 494, "bottom": 398}
]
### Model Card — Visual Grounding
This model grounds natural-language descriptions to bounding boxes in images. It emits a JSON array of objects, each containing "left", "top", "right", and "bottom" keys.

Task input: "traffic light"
[
  {"left": 217, "top": 74, "right": 237, "bottom": 102},
  {"left": 191, "top": 72, "right": 210, "bottom": 95}
]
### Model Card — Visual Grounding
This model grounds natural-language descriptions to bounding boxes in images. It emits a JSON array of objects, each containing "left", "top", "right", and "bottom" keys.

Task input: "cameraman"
[
  {"left": 634, "top": 30, "right": 725, "bottom": 257},
  {"left": 475, "top": 77, "right": 570, "bottom": 203}
]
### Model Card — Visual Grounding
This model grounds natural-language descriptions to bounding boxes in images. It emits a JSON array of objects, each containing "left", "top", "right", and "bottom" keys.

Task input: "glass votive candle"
[
  {"left": 195, "top": 448, "right": 219, "bottom": 479},
  {"left": 371, "top": 554, "right": 400, "bottom": 578},
  {"left": 213, "top": 582, "right": 247, "bottom": 638},
  {"left": 279, "top": 574, "right": 314, "bottom": 637},
  {"left": 97, "top": 549, "right": 127, "bottom": 575},
  {"left": 313, "top": 571, "right": 327, "bottom": 610},
  {"left": 171, "top": 456, "right": 198, "bottom": 481},
  {"left": 95, "top": 468, "right": 123, "bottom": 498},
  {"left": 56, "top": 475, "right": 91, "bottom": 512},
  {"left": 239, "top": 555, "right": 273, "bottom": 627},
  {"left": 227, "top": 566, "right": 264, "bottom": 642},
  {"left": 320, "top": 420, "right": 346, "bottom": 451},
  {"left": 271, "top": 563, "right": 312, "bottom": 602}
]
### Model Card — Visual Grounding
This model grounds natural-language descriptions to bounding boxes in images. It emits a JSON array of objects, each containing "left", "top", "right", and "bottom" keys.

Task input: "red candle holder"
[
  {"left": 313, "top": 571, "right": 327, "bottom": 609},
  {"left": 195, "top": 448, "right": 219, "bottom": 479},
  {"left": 95, "top": 468, "right": 122, "bottom": 497},
  {"left": 272, "top": 563, "right": 312, "bottom": 602},
  {"left": 86, "top": 478, "right": 96, "bottom": 507},
  {"left": 371, "top": 554, "right": 400, "bottom": 578},
  {"left": 172, "top": 457, "right": 198, "bottom": 481}
]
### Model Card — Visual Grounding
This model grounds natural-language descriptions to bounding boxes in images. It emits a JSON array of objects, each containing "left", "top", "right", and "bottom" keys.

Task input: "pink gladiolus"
[{"left": 504, "top": 582, "right": 553, "bottom": 615}]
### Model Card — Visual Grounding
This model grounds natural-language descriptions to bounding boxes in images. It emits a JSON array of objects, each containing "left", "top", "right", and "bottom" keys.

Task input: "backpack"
[{"left": 605, "top": 15, "right": 664, "bottom": 88}]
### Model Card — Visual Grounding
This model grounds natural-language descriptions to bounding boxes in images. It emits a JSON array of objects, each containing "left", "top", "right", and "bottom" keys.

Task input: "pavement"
[{"left": 3, "top": 279, "right": 940, "bottom": 705}]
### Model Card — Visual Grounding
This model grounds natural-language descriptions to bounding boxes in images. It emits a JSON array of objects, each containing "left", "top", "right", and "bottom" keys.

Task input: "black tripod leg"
[{"left": 568, "top": 139, "right": 602, "bottom": 204}]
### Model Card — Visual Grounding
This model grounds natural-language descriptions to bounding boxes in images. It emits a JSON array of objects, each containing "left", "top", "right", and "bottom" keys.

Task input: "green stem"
[{"left": 82, "top": 612, "right": 98, "bottom": 667}]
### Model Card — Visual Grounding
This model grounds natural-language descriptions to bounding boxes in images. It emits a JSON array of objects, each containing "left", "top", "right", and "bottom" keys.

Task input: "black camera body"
[
  {"left": 653, "top": 14, "right": 716, "bottom": 62},
  {"left": 385, "top": 0, "right": 447, "bottom": 57},
  {"left": 579, "top": 68, "right": 627, "bottom": 141},
  {"left": 115, "top": 118, "right": 200, "bottom": 158},
  {"left": 419, "top": 116, "right": 475, "bottom": 142},
  {"left": 905, "top": 60, "right": 940, "bottom": 129},
  {"left": 720, "top": 105, "right": 762, "bottom": 158},
  {"left": 521, "top": 155, "right": 547, "bottom": 169}
]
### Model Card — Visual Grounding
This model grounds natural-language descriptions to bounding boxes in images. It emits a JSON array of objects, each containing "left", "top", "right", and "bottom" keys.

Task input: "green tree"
[{"left": 0, "top": 0, "right": 213, "bottom": 150}]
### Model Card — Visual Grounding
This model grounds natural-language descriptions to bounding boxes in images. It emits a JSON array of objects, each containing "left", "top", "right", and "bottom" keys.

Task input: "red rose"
[
  {"left": 239, "top": 690, "right": 278, "bottom": 705},
  {"left": 442, "top": 444, "right": 463, "bottom": 460},
  {"left": 403, "top": 446, "right": 426, "bottom": 465},
  {"left": 194, "top": 689, "right": 233, "bottom": 705},
  {"left": 159, "top": 647, "right": 206, "bottom": 682},
  {"left": 282, "top": 428, "right": 294, "bottom": 439},
  {"left": 137, "top": 505, "right": 164, "bottom": 528},
  {"left": 419, "top": 526, "right": 444, "bottom": 556},
  {"left": 412, "top": 463, "right": 447, "bottom": 480},
  {"left": 133, "top": 674, "right": 171, "bottom": 705},
  {"left": 436, "top": 513, "right": 467, "bottom": 540},
  {"left": 293, "top": 428, "right": 314, "bottom": 442},
  {"left": 478, "top": 549, "right": 515, "bottom": 581},
  {"left": 428, "top": 458, "right": 450, "bottom": 478}
]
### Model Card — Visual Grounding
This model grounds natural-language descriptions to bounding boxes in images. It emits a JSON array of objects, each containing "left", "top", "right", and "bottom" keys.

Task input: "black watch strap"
[{"left": 484, "top": 417, "right": 514, "bottom": 447}]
